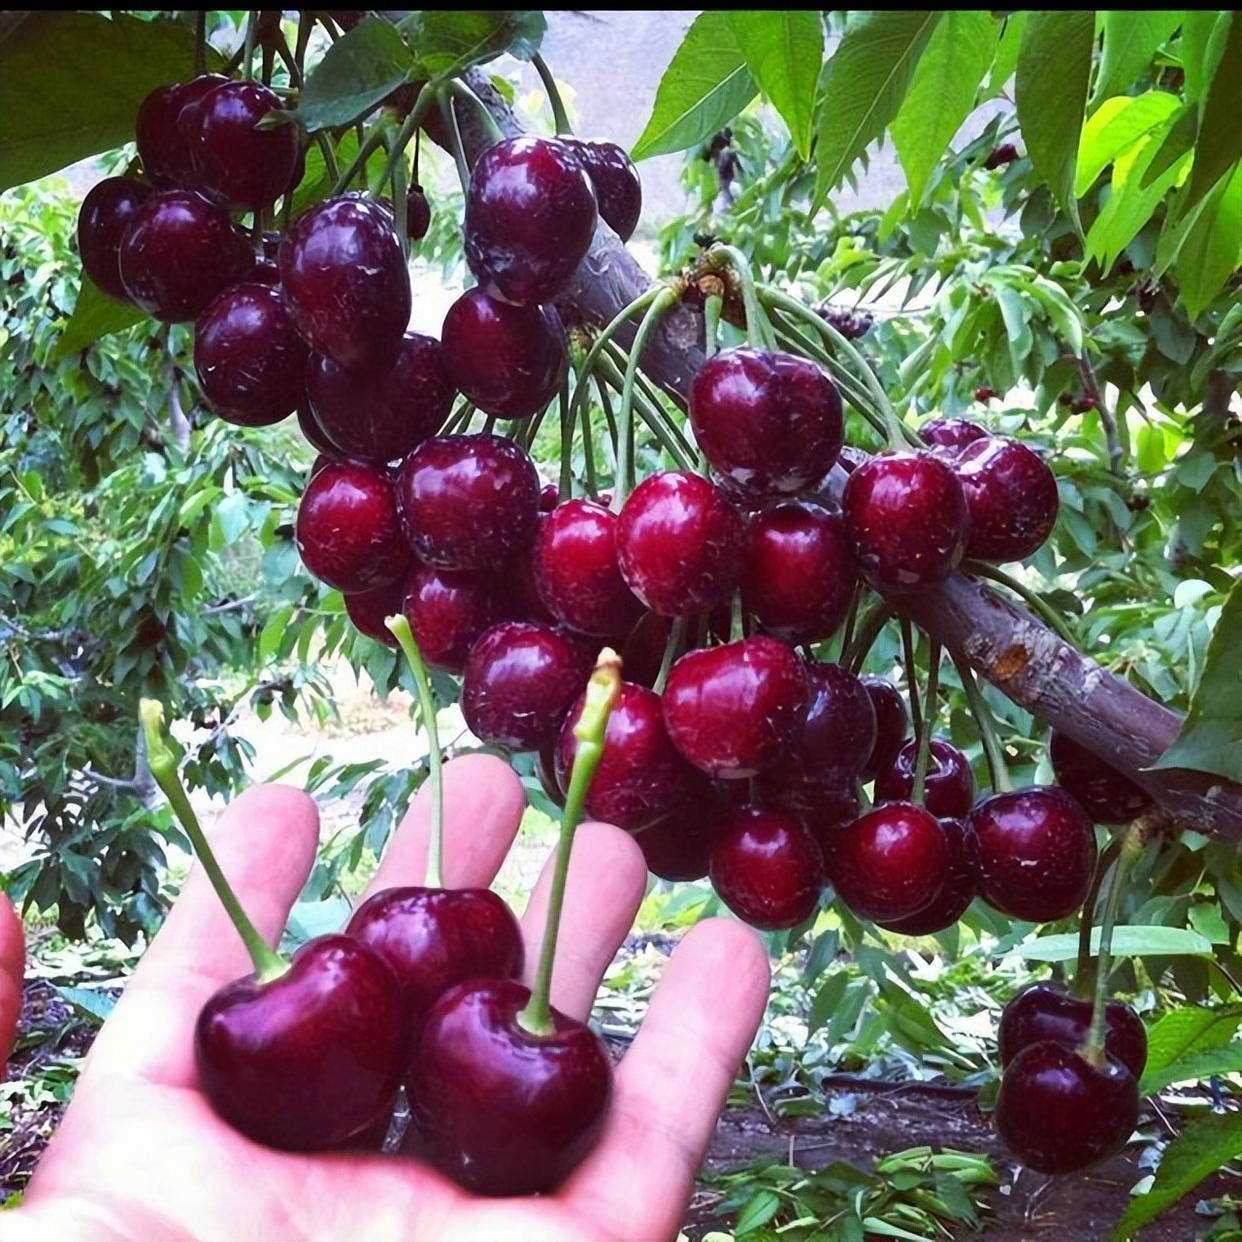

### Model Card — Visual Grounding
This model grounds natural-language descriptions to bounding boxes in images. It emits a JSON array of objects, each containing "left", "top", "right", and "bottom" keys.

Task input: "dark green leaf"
[
  {"left": 1091, "top": 12, "right": 1181, "bottom": 108},
  {"left": 400, "top": 11, "right": 546, "bottom": 78},
  {"left": 729, "top": 11, "right": 823, "bottom": 159},
  {"left": 1184, "top": 12, "right": 1242, "bottom": 210},
  {"left": 1182, "top": 11, "right": 1230, "bottom": 113},
  {"left": 985, "top": 11, "right": 1027, "bottom": 97},
  {"left": 54, "top": 276, "right": 144, "bottom": 359},
  {"left": 735, "top": 1188, "right": 782, "bottom": 1235},
  {"left": 1140, "top": 1043, "right": 1242, "bottom": 1095},
  {"left": 1175, "top": 164, "right": 1242, "bottom": 319}
]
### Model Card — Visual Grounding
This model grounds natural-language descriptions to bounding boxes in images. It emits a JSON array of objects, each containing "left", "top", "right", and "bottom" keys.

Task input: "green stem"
[
  {"left": 1073, "top": 835, "right": 1125, "bottom": 1001},
  {"left": 653, "top": 617, "right": 686, "bottom": 695},
  {"left": 437, "top": 89, "right": 472, "bottom": 193},
  {"left": 911, "top": 641, "right": 941, "bottom": 805},
  {"left": 900, "top": 618, "right": 923, "bottom": 740},
  {"left": 242, "top": 11, "right": 258, "bottom": 81},
  {"left": 951, "top": 654, "right": 1013, "bottom": 793},
  {"left": 594, "top": 347, "right": 696, "bottom": 472},
  {"left": 708, "top": 245, "right": 776, "bottom": 350},
  {"left": 531, "top": 53, "right": 572, "bottom": 135},
  {"left": 729, "top": 592, "right": 745, "bottom": 642},
  {"left": 582, "top": 379, "right": 600, "bottom": 498},
  {"left": 518, "top": 397, "right": 552, "bottom": 453},
  {"left": 139, "top": 700, "right": 286, "bottom": 983},
  {"left": 517, "top": 651, "right": 622, "bottom": 1036},
  {"left": 846, "top": 600, "right": 895, "bottom": 673},
  {"left": 390, "top": 129, "right": 409, "bottom": 256},
  {"left": 274, "top": 30, "right": 304, "bottom": 88},
  {"left": 558, "top": 376, "right": 574, "bottom": 499},
  {"left": 963, "top": 560, "right": 1080, "bottom": 649},
  {"left": 703, "top": 293, "right": 723, "bottom": 359},
  {"left": 446, "top": 78, "right": 505, "bottom": 147},
  {"left": 372, "top": 87, "right": 438, "bottom": 203},
  {"left": 332, "top": 122, "right": 390, "bottom": 196},
  {"left": 837, "top": 583, "right": 862, "bottom": 667}
]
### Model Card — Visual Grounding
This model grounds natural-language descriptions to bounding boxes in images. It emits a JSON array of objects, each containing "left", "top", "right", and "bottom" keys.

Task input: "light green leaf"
[
  {"left": 1017, "top": 926, "right": 1214, "bottom": 962},
  {"left": 1091, "top": 11, "right": 1181, "bottom": 108},
  {"left": 54, "top": 275, "right": 145, "bottom": 359},
  {"left": 1141, "top": 1044, "right": 1242, "bottom": 1096},
  {"left": 1175, "top": 163, "right": 1242, "bottom": 319},
  {"left": 985, "top": 11, "right": 1027, "bottom": 97},
  {"left": 1139, "top": 104, "right": 1198, "bottom": 190},
  {"left": 730, "top": 11, "right": 823, "bottom": 159},
  {"left": 1184, "top": 12, "right": 1242, "bottom": 210},
  {"left": 891, "top": 11, "right": 996, "bottom": 206},
  {"left": 1143, "top": 1004, "right": 1242, "bottom": 1080},
  {"left": 55, "top": 985, "right": 116, "bottom": 1025},
  {"left": 400, "top": 11, "right": 546, "bottom": 78},
  {"left": 735, "top": 1188, "right": 782, "bottom": 1235},
  {"left": 631, "top": 12, "right": 755, "bottom": 160},
  {"left": 1075, "top": 91, "right": 1180, "bottom": 196}
]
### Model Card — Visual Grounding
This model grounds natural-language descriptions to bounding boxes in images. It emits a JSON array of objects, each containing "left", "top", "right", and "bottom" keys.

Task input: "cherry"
[
  {"left": 874, "top": 736, "right": 976, "bottom": 819},
  {"left": 710, "top": 807, "right": 824, "bottom": 930},
  {"left": 118, "top": 190, "right": 253, "bottom": 322},
  {"left": 539, "top": 481, "right": 561, "bottom": 512},
  {"left": 535, "top": 499, "right": 643, "bottom": 637},
  {"left": 860, "top": 677, "right": 909, "bottom": 781},
  {"left": 974, "top": 386, "right": 997, "bottom": 402},
  {"left": 407, "top": 184, "right": 431, "bottom": 242},
  {"left": 615, "top": 609, "right": 672, "bottom": 689},
  {"left": 824, "top": 801, "right": 950, "bottom": 923},
  {"left": 1049, "top": 730, "right": 1154, "bottom": 825},
  {"left": 953, "top": 436, "right": 1059, "bottom": 562},
  {"left": 984, "top": 143, "right": 1019, "bottom": 170},
  {"left": 662, "top": 636, "right": 808, "bottom": 779},
  {"left": 999, "top": 982, "right": 1147, "bottom": 1078},
  {"left": 397, "top": 434, "right": 539, "bottom": 571},
  {"left": 797, "top": 783, "right": 863, "bottom": 852},
  {"left": 196, "top": 934, "right": 403, "bottom": 1151},
  {"left": 635, "top": 801, "right": 720, "bottom": 882},
  {"left": 192, "top": 80, "right": 300, "bottom": 211},
  {"left": 193, "top": 283, "right": 307, "bottom": 427},
  {"left": 279, "top": 196, "right": 410, "bottom": 370},
  {"left": 135, "top": 74, "right": 229, "bottom": 187},
  {"left": 878, "top": 817, "right": 979, "bottom": 934},
  {"left": 689, "top": 348, "right": 844, "bottom": 499},
  {"left": 566, "top": 138, "right": 641, "bottom": 241},
  {"left": 464, "top": 137, "right": 597, "bottom": 305},
  {"left": 842, "top": 451, "right": 969, "bottom": 594},
  {"left": 306, "top": 333, "right": 455, "bottom": 464},
  {"left": 77, "top": 177, "right": 152, "bottom": 301},
  {"left": 617, "top": 471, "right": 745, "bottom": 615},
  {"left": 994, "top": 1041, "right": 1138, "bottom": 1174},
  {"left": 461, "top": 622, "right": 592, "bottom": 751},
  {"left": 401, "top": 564, "right": 502, "bottom": 673},
  {"left": 344, "top": 578, "right": 403, "bottom": 646},
  {"left": 248, "top": 253, "right": 280, "bottom": 285},
  {"left": 969, "top": 786, "right": 1096, "bottom": 922},
  {"left": 297, "top": 402, "right": 340, "bottom": 457},
  {"left": 918, "top": 417, "right": 988, "bottom": 456},
  {"left": 295, "top": 460, "right": 409, "bottom": 593},
  {"left": 404, "top": 978, "right": 611, "bottom": 1196},
  {"left": 743, "top": 502, "right": 856, "bottom": 644}
]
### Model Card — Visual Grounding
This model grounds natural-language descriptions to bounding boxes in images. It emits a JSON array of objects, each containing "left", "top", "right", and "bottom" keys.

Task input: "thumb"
[{"left": 0, "top": 893, "right": 24, "bottom": 1076}]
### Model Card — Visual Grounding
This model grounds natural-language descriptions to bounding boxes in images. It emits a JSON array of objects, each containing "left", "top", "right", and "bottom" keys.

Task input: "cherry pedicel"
[
  {"left": 135, "top": 74, "right": 229, "bottom": 188},
  {"left": 874, "top": 736, "right": 976, "bottom": 820},
  {"left": 878, "top": 816, "right": 979, "bottom": 935},
  {"left": 860, "top": 677, "right": 909, "bottom": 782},
  {"left": 999, "top": 982, "right": 1147, "bottom": 1078},
  {"left": 401, "top": 563, "right": 502, "bottom": 673},
  {"left": 1048, "top": 730, "right": 1153, "bottom": 825},
  {"left": 76, "top": 177, "right": 152, "bottom": 302},
  {"left": 566, "top": 138, "right": 642, "bottom": 241},
  {"left": 953, "top": 436, "right": 1059, "bottom": 562}
]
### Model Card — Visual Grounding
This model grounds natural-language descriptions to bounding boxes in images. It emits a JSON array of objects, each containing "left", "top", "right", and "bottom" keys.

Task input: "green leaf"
[
  {"left": 0, "top": 13, "right": 210, "bottom": 194},
  {"left": 729, "top": 11, "right": 823, "bottom": 160},
  {"left": 54, "top": 276, "right": 145, "bottom": 359},
  {"left": 1182, "top": 11, "right": 1230, "bottom": 113},
  {"left": 54, "top": 985, "right": 116, "bottom": 1025},
  {"left": 735, "top": 1188, "right": 782, "bottom": 1235},
  {"left": 631, "top": 12, "right": 755, "bottom": 161},
  {"left": 813, "top": 10, "right": 941, "bottom": 208},
  {"left": 1015, "top": 10, "right": 1095, "bottom": 226},
  {"left": 1091, "top": 12, "right": 1181, "bottom": 109},
  {"left": 1139, "top": 104, "right": 1199, "bottom": 190},
  {"left": 1175, "top": 164, "right": 1242, "bottom": 319},
  {"left": 1155, "top": 577, "right": 1242, "bottom": 780},
  {"left": 1184, "top": 12, "right": 1242, "bottom": 211},
  {"left": 1018, "top": 926, "right": 1214, "bottom": 962},
  {"left": 985, "top": 11, "right": 1027, "bottom": 97},
  {"left": 1143, "top": 1004, "right": 1242, "bottom": 1080},
  {"left": 1112, "top": 1113, "right": 1242, "bottom": 1239},
  {"left": 891, "top": 11, "right": 996, "bottom": 206},
  {"left": 400, "top": 11, "right": 546, "bottom": 79},
  {"left": 1075, "top": 91, "right": 1180, "bottom": 197},
  {"left": 1140, "top": 1043, "right": 1242, "bottom": 1095}
]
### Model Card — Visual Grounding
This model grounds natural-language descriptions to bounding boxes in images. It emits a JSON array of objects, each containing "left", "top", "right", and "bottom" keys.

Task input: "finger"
[
  {"left": 561, "top": 918, "right": 770, "bottom": 1239},
  {"left": 0, "top": 893, "right": 24, "bottom": 1077},
  {"left": 520, "top": 822, "right": 647, "bottom": 1020},
  {"left": 78, "top": 784, "right": 319, "bottom": 1091},
  {"left": 362, "top": 753, "right": 526, "bottom": 900}
]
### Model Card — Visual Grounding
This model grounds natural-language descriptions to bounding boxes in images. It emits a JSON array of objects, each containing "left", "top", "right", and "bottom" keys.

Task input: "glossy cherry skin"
[
  {"left": 824, "top": 801, "right": 950, "bottom": 924},
  {"left": 279, "top": 196, "right": 410, "bottom": 371},
  {"left": 297, "top": 403, "right": 340, "bottom": 457},
  {"left": 462, "top": 622, "right": 592, "bottom": 752},
  {"left": 566, "top": 138, "right": 641, "bottom": 240},
  {"left": 539, "top": 482, "right": 561, "bottom": 512},
  {"left": 135, "top": 74, "right": 229, "bottom": 187},
  {"left": 710, "top": 807, "right": 824, "bottom": 931},
  {"left": 635, "top": 801, "right": 721, "bottom": 881},
  {"left": 617, "top": 471, "right": 745, "bottom": 616},
  {"left": 344, "top": 578, "right": 403, "bottom": 646},
  {"left": 998, "top": 982, "right": 1147, "bottom": 1078},
  {"left": 397, "top": 434, "right": 540, "bottom": 571},
  {"left": 1049, "top": 730, "right": 1154, "bottom": 825},
  {"left": 743, "top": 502, "right": 856, "bottom": 644},
  {"left": 192, "top": 80, "right": 300, "bottom": 211},
  {"left": 662, "top": 636, "right": 809, "bottom": 779},
  {"left": 77, "top": 177, "right": 152, "bottom": 301},
  {"left": 464, "top": 137, "right": 598, "bottom": 306},
  {"left": 969, "top": 786, "right": 1097, "bottom": 922},
  {"left": 295, "top": 460, "right": 409, "bottom": 593},
  {"left": 401, "top": 564, "right": 502, "bottom": 673},
  {"left": 195, "top": 935, "right": 403, "bottom": 1151},
  {"left": 118, "top": 190, "right": 253, "bottom": 322},
  {"left": 404, "top": 978, "right": 611, "bottom": 1196},
  {"left": 878, "top": 817, "right": 980, "bottom": 935},
  {"left": 994, "top": 1042, "right": 1139, "bottom": 1174},
  {"left": 918, "top": 417, "right": 988, "bottom": 456},
  {"left": 306, "top": 333, "right": 455, "bottom": 464},
  {"left": 874, "top": 736, "right": 977, "bottom": 819},
  {"left": 798, "top": 783, "right": 863, "bottom": 853},
  {"left": 194, "top": 283, "right": 307, "bottom": 427},
  {"left": 535, "top": 499, "right": 643, "bottom": 637},
  {"left": 690, "top": 348, "right": 844, "bottom": 499},
  {"left": 842, "top": 451, "right": 969, "bottom": 595},
  {"left": 860, "top": 677, "right": 909, "bottom": 781},
  {"left": 440, "top": 289, "right": 567, "bottom": 419},
  {"left": 953, "top": 436, "right": 1059, "bottom": 562}
]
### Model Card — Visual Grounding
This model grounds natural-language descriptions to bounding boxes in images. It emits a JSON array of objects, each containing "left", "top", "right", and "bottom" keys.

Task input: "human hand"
[
  {"left": 0, "top": 891, "right": 23, "bottom": 1079},
  {"left": 8, "top": 754, "right": 770, "bottom": 1241}
]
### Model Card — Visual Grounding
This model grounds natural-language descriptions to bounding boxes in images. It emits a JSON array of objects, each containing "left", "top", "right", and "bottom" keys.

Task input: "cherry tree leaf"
[{"left": 729, "top": 10, "right": 823, "bottom": 160}]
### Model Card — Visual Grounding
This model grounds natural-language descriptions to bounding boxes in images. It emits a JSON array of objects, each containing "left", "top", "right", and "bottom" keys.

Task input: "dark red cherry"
[
  {"left": 248, "top": 253, "right": 280, "bottom": 285},
  {"left": 344, "top": 578, "right": 403, "bottom": 646},
  {"left": 118, "top": 190, "right": 253, "bottom": 322},
  {"left": 617, "top": 471, "right": 745, "bottom": 616},
  {"left": 77, "top": 177, "right": 152, "bottom": 301},
  {"left": 404, "top": 978, "right": 611, "bottom": 1196},
  {"left": 192, "top": 81, "right": 300, "bottom": 211},
  {"left": 662, "top": 636, "right": 808, "bottom": 779},
  {"left": 995, "top": 1042, "right": 1138, "bottom": 1174},
  {"left": 690, "top": 348, "right": 844, "bottom": 499},
  {"left": 565, "top": 138, "right": 641, "bottom": 240},
  {"left": 440, "top": 288, "right": 567, "bottom": 419},
  {"left": 860, "top": 677, "right": 909, "bottom": 781},
  {"left": 874, "top": 736, "right": 976, "bottom": 819},
  {"left": 1049, "top": 731, "right": 1154, "bottom": 825},
  {"left": 306, "top": 333, "right": 455, "bottom": 463},
  {"left": 616, "top": 609, "right": 672, "bottom": 690},
  {"left": 824, "top": 801, "right": 950, "bottom": 923},
  {"left": 135, "top": 74, "right": 229, "bottom": 187},
  {"left": 297, "top": 403, "right": 339, "bottom": 457},
  {"left": 535, "top": 500, "right": 643, "bottom": 637},
  {"left": 461, "top": 622, "right": 592, "bottom": 751},
  {"left": 464, "top": 137, "right": 597, "bottom": 305},
  {"left": 841, "top": 451, "right": 969, "bottom": 594},
  {"left": 195, "top": 934, "right": 403, "bottom": 1151},
  {"left": 539, "top": 482, "right": 560, "bottom": 512},
  {"left": 194, "top": 283, "right": 307, "bottom": 427},
  {"left": 999, "top": 982, "right": 1147, "bottom": 1078},
  {"left": 953, "top": 436, "right": 1059, "bottom": 562},
  {"left": 407, "top": 184, "right": 431, "bottom": 241},
  {"left": 878, "top": 817, "right": 979, "bottom": 934},
  {"left": 918, "top": 417, "right": 988, "bottom": 456},
  {"left": 710, "top": 807, "right": 825, "bottom": 931},
  {"left": 797, "top": 782, "right": 863, "bottom": 853},
  {"left": 279, "top": 196, "right": 410, "bottom": 370},
  {"left": 402, "top": 564, "right": 502, "bottom": 673},
  {"left": 295, "top": 460, "right": 409, "bottom": 593},
  {"left": 635, "top": 801, "right": 720, "bottom": 882},
  {"left": 397, "top": 434, "right": 539, "bottom": 570},
  {"left": 969, "top": 786, "right": 1096, "bottom": 922}
]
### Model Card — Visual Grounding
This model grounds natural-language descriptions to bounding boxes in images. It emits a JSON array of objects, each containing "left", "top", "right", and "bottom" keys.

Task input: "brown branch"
[{"left": 1076, "top": 353, "right": 1123, "bottom": 475}]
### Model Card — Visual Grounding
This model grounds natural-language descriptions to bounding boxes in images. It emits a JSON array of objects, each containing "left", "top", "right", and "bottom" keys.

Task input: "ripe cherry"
[
  {"left": 566, "top": 138, "right": 641, "bottom": 240},
  {"left": 874, "top": 736, "right": 976, "bottom": 819},
  {"left": 999, "top": 982, "right": 1147, "bottom": 1078},
  {"left": 1049, "top": 731, "right": 1154, "bottom": 825},
  {"left": 344, "top": 579, "right": 403, "bottom": 646},
  {"left": 407, "top": 184, "right": 431, "bottom": 242},
  {"left": 878, "top": 817, "right": 979, "bottom": 935},
  {"left": 953, "top": 436, "right": 1059, "bottom": 562},
  {"left": 635, "top": 801, "right": 720, "bottom": 882},
  {"left": 860, "top": 677, "right": 909, "bottom": 781},
  {"left": 710, "top": 807, "right": 825, "bottom": 930},
  {"left": 918, "top": 417, "right": 988, "bottom": 456},
  {"left": 297, "top": 403, "right": 339, "bottom": 457},
  {"left": 135, "top": 74, "right": 229, "bottom": 187},
  {"left": 77, "top": 177, "right": 152, "bottom": 301},
  {"left": 402, "top": 564, "right": 502, "bottom": 673}
]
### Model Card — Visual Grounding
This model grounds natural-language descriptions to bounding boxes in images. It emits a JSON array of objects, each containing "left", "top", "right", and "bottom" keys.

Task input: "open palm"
[{"left": 5, "top": 755, "right": 769, "bottom": 1241}]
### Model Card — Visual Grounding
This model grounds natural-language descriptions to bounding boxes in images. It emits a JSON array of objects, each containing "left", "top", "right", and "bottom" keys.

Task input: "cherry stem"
[
  {"left": 386, "top": 615, "right": 445, "bottom": 890},
  {"left": 390, "top": 128, "right": 410, "bottom": 256},
  {"left": 703, "top": 293, "right": 723, "bottom": 359},
  {"left": 963, "top": 560, "right": 1080, "bottom": 649},
  {"left": 837, "top": 582, "right": 862, "bottom": 666},
  {"left": 139, "top": 700, "right": 287, "bottom": 984},
  {"left": 370, "top": 86, "right": 439, "bottom": 200},
  {"left": 333, "top": 120, "right": 390, "bottom": 196},
  {"left": 951, "top": 653, "right": 1013, "bottom": 793},
  {"left": 1073, "top": 834, "right": 1125, "bottom": 1001},
  {"left": 437, "top": 89, "right": 472, "bottom": 194},
  {"left": 653, "top": 617, "right": 686, "bottom": 695},
  {"left": 708, "top": 246, "right": 775, "bottom": 351},
  {"left": 582, "top": 379, "right": 600, "bottom": 497},
  {"left": 594, "top": 346, "right": 696, "bottom": 472},
  {"left": 446, "top": 77, "right": 505, "bottom": 147},
  {"left": 531, "top": 53, "right": 572, "bottom": 136},
  {"left": 729, "top": 591, "right": 745, "bottom": 643},
  {"left": 846, "top": 600, "right": 895, "bottom": 673},
  {"left": 558, "top": 376, "right": 574, "bottom": 498},
  {"left": 517, "top": 651, "right": 622, "bottom": 1036},
  {"left": 911, "top": 639, "right": 941, "bottom": 805},
  {"left": 242, "top": 11, "right": 258, "bottom": 81},
  {"left": 900, "top": 617, "right": 923, "bottom": 739}
]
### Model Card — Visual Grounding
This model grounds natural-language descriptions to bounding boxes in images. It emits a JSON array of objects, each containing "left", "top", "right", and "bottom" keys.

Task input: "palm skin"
[{"left": 3, "top": 755, "right": 770, "bottom": 1241}]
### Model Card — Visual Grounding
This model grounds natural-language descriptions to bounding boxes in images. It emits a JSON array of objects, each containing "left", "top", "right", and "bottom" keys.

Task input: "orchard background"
[{"left": 2, "top": 9, "right": 1242, "bottom": 1238}]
